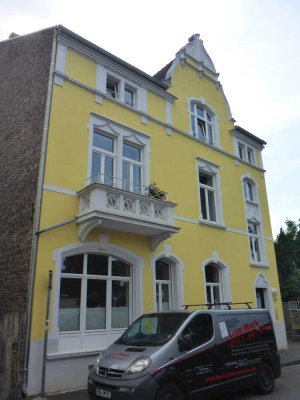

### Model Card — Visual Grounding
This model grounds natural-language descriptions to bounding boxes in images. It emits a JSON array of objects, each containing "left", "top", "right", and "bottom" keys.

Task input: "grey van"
[{"left": 88, "top": 307, "right": 281, "bottom": 399}]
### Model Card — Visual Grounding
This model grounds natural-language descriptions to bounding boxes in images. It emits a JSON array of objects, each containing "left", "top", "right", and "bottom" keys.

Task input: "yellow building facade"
[{"left": 27, "top": 28, "right": 286, "bottom": 394}]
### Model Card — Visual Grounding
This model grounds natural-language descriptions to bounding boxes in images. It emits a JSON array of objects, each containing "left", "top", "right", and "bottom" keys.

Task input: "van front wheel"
[
  {"left": 256, "top": 363, "right": 274, "bottom": 394},
  {"left": 156, "top": 383, "right": 184, "bottom": 400}
]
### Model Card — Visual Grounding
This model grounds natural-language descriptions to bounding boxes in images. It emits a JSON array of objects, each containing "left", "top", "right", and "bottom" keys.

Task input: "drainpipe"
[{"left": 22, "top": 27, "right": 58, "bottom": 396}]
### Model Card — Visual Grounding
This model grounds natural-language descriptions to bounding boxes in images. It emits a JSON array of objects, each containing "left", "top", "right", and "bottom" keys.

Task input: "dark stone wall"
[
  {"left": 0, "top": 27, "right": 54, "bottom": 312},
  {"left": 0, "top": 27, "right": 55, "bottom": 399}
]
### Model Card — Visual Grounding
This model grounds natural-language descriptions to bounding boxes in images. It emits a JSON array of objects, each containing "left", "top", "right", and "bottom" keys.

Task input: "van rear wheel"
[
  {"left": 156, "top": 383, "right": 184, "bottom": 400},
  {"left": 257, "top": 363, "right": 274, "bottom": 394}
]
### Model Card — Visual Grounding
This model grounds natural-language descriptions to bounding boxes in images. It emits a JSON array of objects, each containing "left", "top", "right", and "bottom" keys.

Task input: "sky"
[{"left": 1, "top": 0, "right": 299, "bottom": 238}]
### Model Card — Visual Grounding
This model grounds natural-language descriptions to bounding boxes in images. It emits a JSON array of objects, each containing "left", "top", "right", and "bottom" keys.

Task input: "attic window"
[
  {"left": 190, "top": 102, "right": 215, "bottom": 145},
  {"left": 106, "top": 77, "right": 119, "bottom": 99}
]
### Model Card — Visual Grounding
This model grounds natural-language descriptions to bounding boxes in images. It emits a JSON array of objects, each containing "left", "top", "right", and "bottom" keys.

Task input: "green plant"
[{"left": 147, "top": 182, "right": 167, "bottom": 200}]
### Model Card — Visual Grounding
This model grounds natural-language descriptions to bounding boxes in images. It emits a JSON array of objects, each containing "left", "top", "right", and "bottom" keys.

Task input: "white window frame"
[
  {"left": 106, "top": 75, "right": 120, "bottom": 99},
  {"left": 188, "top": 98, "right": 219, "bottom": 147},
  {"left": 237, "top": 140, "right": 256, "bottom": 166},
  {"left": 243, "top": 178, "right": 257, "bottom": 203},
  {"left": 50, "top": 240, "right": 144, "bottom": 355},
  {"left": 201, "top": 255, "right": 231, "bottom": 307},
  {"left": 59, "top": 254, "right": 132, "bottom": 333},
  {"left": 151, "top": 249, "right": 184, "bottom": 312},
  {"left": 248, "top": 220, "right": 262, "bottom": 264},
  {"left": 204, "top": 264, "right": 223, "bottom": 306},
  {"left": 197, "top": 158, "right": 224, "bottom": 226},
  {"left": 155, "top": 259, "right": 172, "bottom": 311},
  {"left": 87, "top": 115, "right": 150, "bottom": 191},
  {"left": 91, "top": 131, "right": 116, "bottom": 185}
]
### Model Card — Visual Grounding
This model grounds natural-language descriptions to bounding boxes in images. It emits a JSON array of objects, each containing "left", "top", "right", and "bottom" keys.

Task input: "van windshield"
[{"left": 117, "top": 313, "right": 189, "bottom": 346}]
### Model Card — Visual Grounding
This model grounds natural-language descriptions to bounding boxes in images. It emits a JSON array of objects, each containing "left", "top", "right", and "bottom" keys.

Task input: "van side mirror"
[{"left": 178, "top": 334, "right": 192, "bottom": 352}]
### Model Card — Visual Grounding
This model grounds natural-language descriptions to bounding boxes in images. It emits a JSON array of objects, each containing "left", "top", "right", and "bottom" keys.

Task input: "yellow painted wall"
[{"left": 30, "top": 43, "right": 283, "bottom": 342}]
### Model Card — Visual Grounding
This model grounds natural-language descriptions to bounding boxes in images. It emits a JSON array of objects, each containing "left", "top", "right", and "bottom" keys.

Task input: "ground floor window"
[
  {"left": 205, "top": 264, "right": 223, "bottom": 305},
  {"left": 155, "top": 259, "right": 172, "bottom": 311},
  {"left": 59, "top": 254, "right": 131, "bottom": 332}
]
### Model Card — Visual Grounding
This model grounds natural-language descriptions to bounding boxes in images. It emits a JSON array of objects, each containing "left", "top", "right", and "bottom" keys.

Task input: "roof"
[
  {"left": 57, "top": 25, "right": 169, "bottom": 91},
  {"left": 235, "top": 126, "right": 267, "bottom": 146},
  {"left": 153, "top": 60, "right": 174, "bottom": 81}
]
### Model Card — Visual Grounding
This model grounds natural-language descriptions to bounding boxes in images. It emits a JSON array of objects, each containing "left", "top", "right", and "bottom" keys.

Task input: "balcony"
[{"left": 77, "top": 176, "right": 180, "bottom": 250}]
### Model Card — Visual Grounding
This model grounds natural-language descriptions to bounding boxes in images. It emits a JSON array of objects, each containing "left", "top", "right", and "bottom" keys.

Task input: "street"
[{"left": 48, "top": 364, "right": 300, "bottom": 400}]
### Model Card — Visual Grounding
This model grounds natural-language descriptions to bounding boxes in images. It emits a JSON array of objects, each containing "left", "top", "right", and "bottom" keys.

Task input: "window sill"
[
  {"left": 199, "top": 220, "right": 226, "bottom": 230},
  {"left": 250, "top": 262, "right": 269, "bottom": 268},
  {"left": 246, "top": 199, "right": 259, "bottom": 206}
]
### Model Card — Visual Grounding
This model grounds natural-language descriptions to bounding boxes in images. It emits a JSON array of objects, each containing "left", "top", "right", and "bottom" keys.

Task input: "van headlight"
[
  {"left": 125, "top": 357, "right": 151, "bottom": 374},
  {"left": 94, "top": 352, "right": 104, "bottom": 369}
]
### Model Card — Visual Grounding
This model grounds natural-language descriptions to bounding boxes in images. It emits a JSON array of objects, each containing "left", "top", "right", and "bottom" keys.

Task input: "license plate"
[{"left": 96, "top": 388, "right": 111, "bottom": 398}]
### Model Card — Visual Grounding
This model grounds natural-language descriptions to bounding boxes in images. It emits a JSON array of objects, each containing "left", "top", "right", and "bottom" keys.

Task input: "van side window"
[{"left": 181, "top": 314, "right": 213, "bottom": 349}]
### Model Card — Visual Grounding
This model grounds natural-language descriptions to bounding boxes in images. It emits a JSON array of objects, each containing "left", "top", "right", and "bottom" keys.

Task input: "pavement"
[{"left": 34, "top": 335, "right": 300, "bottom": 400}]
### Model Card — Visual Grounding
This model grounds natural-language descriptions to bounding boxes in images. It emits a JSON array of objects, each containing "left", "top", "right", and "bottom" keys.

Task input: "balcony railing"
[{"left": 77, "top": 174, "right": 180, "bottom": 250}]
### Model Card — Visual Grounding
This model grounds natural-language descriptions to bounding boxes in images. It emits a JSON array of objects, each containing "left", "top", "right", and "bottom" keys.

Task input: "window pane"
[
  {"left": 112, "top": 258, "right": 131, "bottom": 276},
  {"left": 191, "top": 115, "right": 196, "bottom": 135},
  {"left": 206, "top": 286, "right": 212, "bottom": 303},
  {"left": 91, "top": 152, "right": 101, "bottom": 181},
  {"left": 208, "top": 190, "right": 216, "bottom": 221},
  {"left": 133, "top": 165, "right": 141, "bottom": 192},
  {"left": 93, "top": 132, "right": 114, "bottom": 152},
  {"left": 87, "top": 254, "right": 108, "bottom": 275},
  {"left": 122, "top": 162, "right": 130, "bottom": 191},
  {"left": 161, "top": 284, "right": 170, "bottom": 311},
  {"left": 156, "top": 283, "right": 160, "bottom": 310},
  {"left": 106, "top": 80, "right": 118, "bottom": 98},
  {"left": 199, "top": 172, "right": 213, "bottom": 187},
  {"left": 62, "top": 255, "right": 83, "bottom": 274},
  {"left": 197, "top": 119, "right": 206, "bottom": 140},
  {"left": 213, "top": 286, "right": 220, "bottom": 303},
  {"left": 59, "top": 278, "right": 81, "bottom": 331},
  {"left": 156, "top": 260, "right": 170, "bottom": 280},
  {"left": 86, "top": 279, "right": 106, "bottom": 330},
  {"left": 200, "top": 187, "right": 207, "bottom": 219},
  {"left": 111, "top": 281, "right": 129, "bottom": 328},
  {"left": 104, "top": 156, "right": 113, "bottom": 185},
  {"left": 123, "top": 143, "right": 141, "bottom": 161},
  {"left": 254, "top": 238, "right": 261, "bottom": 262},
  {"left": 208, "top": 125, "right": 214, "bottom": 145},
  {"left": 196, "top": 106, "right": 204, "bottom": 118},
  {"left": 125, "top": 88, "right": 134, "bottom": 106},
  {"left": 238, "top": 144, "right": 244, "bottom": 159},
  {"left": 205, "top": 265, "right": 219, "bottom": 283},
  {"left": 247, "top": 149, "right": 253, "bottom": 164}
]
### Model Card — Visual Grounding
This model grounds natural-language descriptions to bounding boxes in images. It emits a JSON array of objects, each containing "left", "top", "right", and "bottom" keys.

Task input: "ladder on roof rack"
[{"left": 183, "top": 302, "right": 253, "bottom": 310}]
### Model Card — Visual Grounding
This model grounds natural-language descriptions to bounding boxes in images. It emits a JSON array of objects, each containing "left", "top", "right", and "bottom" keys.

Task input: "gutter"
[{"left": 23, "top": 27, "right": 58, "bottom": 395}]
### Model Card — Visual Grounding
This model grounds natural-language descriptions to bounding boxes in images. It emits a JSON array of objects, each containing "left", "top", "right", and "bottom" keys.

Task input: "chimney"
[{"left": 9, "top": 32, "right": 19, "bottom": 39}]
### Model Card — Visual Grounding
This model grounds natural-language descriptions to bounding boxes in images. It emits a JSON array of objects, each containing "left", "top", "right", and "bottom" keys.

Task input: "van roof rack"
[{"left": 183, "top": 302, "right": 253, "bottom": 310}]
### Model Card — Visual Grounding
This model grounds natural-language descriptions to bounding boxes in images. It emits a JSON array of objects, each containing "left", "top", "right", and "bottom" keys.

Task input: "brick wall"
[
  {"left": 0, "top": 28, "right": 54, "bottom": 312},
  {"left": 0, "top": 28, "right": 55, "bottom": 399}
]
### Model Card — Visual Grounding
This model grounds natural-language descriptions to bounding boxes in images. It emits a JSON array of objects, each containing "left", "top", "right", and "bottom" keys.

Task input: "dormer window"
[
  {"left": 190, "top": 102, "right": 215, "bottom": 145},
  {"left": 124, "top": 86, "right": 135, "bottom": 107},
  {"left": 106, "top": 77, "right": 119, "bottom": 99},
  {"left": 237, "top": 141, "right": 256, "bottom": 165}
]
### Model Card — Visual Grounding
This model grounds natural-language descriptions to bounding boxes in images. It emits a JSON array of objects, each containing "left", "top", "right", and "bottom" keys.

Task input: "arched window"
[
  {"left": 59, "top": 254, "right": 131, "bottom": 332},
  {"left": 243, "top": 178, "right": 256, "bottom": 203},
  {"left": 205, "top": 264, "right": 223, "bottom": 305},
  {"left": 155, "top": 259, "right": 172, "bottom": 311},
  {"left": 190, "top": 102, "right": 215, "bottom": 145}
]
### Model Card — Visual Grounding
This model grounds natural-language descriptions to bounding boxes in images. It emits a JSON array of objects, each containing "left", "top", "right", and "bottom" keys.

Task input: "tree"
[{"left": 274, "top": 219, "right": 300, "bottom": 301}]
